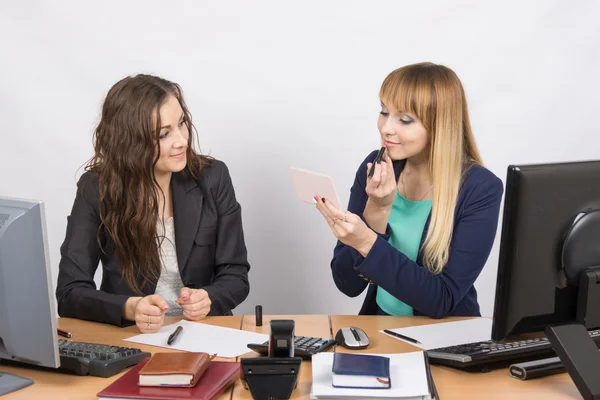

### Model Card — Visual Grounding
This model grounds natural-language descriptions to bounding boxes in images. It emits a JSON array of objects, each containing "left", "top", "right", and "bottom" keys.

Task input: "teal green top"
[{"left": 376, "top": 192, "right": 432, "bottom": 316}]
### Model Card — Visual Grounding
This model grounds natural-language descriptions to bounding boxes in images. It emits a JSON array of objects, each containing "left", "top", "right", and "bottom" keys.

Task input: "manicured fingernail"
[
  {"left": 321, "top": 198, "right": 326, "bottom": 203},
  {"left": 314, "top": 195, "right": 318, "bottom": 201}
]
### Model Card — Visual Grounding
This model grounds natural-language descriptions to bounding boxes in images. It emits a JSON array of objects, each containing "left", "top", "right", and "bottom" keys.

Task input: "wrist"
[
  {"left": 123, "top": 297, "right": 142, "bottom": 321},
  {"left": 364, "top": 200, "right": 391, "bottom": 234},
  {"left": 366, "top": 198, "right": 392, "bottom": 212},
  {"left": 356, "top": 230, "right": 378, "bottom": 258}
]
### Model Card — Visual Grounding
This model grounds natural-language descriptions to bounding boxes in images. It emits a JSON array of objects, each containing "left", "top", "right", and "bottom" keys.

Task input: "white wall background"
[{"left": 1, "top": 0, "right": 599, "bottom": 318}]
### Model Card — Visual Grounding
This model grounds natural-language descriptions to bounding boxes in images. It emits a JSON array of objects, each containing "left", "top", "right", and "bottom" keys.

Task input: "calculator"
[{"left": 247, "top": 336, "right": 336, "bottom": 359}]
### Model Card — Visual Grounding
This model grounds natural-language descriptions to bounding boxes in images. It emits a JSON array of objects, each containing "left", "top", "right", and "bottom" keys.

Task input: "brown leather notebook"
[
  {"left": 138, "top": 352, "right": 215, "bottom": 387},
  {"left": 98, "top": 357, "right": 241, "bottom": 399}
]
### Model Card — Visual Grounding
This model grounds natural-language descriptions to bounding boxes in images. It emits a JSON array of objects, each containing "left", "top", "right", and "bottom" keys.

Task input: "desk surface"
[
  {"left": 1, "top": 315, "right": 583, "bottom": 400},
  {"left": 1, "top": 316, "right": 240, "bottom": 400},
  {"left": 330, "top": 316, "right": 582, "bottom": 400}
]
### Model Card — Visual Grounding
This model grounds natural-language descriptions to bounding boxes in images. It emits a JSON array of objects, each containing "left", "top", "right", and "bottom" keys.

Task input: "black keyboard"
[
  {"left": 426, "top": 329, "right": 600, "bottom": 370},
  {"left": 247, "top": 336, "right": 336, "bottom": 359},
  {"left": 58, "top": 339, "right": 151, "bottom": 377}
]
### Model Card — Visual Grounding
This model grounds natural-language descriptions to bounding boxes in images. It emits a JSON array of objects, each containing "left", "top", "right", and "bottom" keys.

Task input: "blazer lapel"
[{"left": 172, "top": 171, "right": 203, "bottom": 275}]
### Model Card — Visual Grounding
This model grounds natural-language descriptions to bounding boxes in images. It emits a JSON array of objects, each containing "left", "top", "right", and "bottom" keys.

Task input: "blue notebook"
[{"left": 331, "top": 353, "right": 391, "bottom": 389}]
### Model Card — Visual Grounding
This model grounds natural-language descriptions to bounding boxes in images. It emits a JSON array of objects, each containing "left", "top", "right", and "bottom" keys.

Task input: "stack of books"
[{"left": 97, "top": 352, "right": 240, "bottom": 400}]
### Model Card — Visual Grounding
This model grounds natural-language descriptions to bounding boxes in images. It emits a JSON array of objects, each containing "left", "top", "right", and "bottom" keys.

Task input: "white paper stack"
[
  {"left": 380, "top": 318, "right": 492, "bottom": 350},
  {"left": 311, "top": 352, "right": 434, "bottom": 400}
]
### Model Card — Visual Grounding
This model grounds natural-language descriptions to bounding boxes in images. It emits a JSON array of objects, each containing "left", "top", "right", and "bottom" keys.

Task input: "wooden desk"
[
  {"left": 330, "top": 316, "right": 582, "bottom": 400},
  {"left": 1, "top": 315, "right": 583, "bottom": 400},
  {"left": 1, "top": 316, "right": 241, "bottom": 400}
]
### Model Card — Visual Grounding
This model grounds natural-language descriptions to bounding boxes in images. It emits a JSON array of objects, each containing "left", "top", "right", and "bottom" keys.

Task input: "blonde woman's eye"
[
  {"left": 400, "top": 118, "right": 413, "bottom": 125},
  {"left": 379, "top": 111, "right": 389, "bottom": 117}
]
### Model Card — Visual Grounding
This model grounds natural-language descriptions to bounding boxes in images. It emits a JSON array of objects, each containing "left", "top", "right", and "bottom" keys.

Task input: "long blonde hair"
[{"left": 379, "top": 62, "right": 483, "bottom": 274}]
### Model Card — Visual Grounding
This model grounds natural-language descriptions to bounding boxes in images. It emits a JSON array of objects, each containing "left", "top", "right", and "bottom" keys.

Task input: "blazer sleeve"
[
  {"left": 55, "top": 173, "right": 132, "bottom": 327},
  {"left": 202, "top": 161, "right": 251, "bottom": 315}
]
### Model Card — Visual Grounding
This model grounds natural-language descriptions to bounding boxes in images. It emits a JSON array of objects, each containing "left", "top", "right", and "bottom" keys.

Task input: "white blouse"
[{"left": 154, "top": 217, "right": 184, "bottom": 316}]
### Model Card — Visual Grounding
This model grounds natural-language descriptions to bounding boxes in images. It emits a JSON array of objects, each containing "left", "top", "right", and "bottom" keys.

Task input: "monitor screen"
[
  {"left": 0, "top": 198, "right": 59, "bottom": 370},
  {"left": 491, "top": 161, "right": 600, "bottom": 341}
]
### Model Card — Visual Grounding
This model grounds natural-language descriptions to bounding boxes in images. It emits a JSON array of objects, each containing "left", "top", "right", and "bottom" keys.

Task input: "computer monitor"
[
  {"left": 0, "top": 198, "right": 59, "bottom": 394},
  {"left": 491, "top": 161, "right": 600, "bottom": 341}
]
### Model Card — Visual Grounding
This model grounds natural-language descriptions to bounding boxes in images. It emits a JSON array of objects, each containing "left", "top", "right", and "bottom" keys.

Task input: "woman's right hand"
[
  {"left": 134, "top": 294, "right": 170, "bottom": 333},
  {"left": 365, "top": 152, "right": 396, "bottom": 208}
]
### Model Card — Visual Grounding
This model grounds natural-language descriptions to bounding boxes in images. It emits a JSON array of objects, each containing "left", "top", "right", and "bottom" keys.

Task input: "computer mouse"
[{"left": 335, "top": 326, "right": 370, "bottom": 350}]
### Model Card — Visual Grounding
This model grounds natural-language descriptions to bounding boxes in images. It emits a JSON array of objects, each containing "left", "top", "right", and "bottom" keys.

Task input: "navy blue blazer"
[{"left": 331, "top": 150, "right": 504, "bottom": 318}]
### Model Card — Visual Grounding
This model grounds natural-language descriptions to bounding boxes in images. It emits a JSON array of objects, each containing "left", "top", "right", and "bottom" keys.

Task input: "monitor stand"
[
  {"left": 546, "top": 324, "right": 600, "bottom": 400},
  {"left": 0, "top": 371, "right": 34, "bottom": 395}
]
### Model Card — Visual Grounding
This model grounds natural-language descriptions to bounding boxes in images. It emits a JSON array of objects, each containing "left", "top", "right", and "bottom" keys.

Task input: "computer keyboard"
[
  {"left": 426, "top": 329, "right": 600, "bottom": 370},
  {"left": 247, "top": 336, "right": 336, "bottom": 359},
  {"left": 58, "top": 339, "right": 151, "bottom": 377}
]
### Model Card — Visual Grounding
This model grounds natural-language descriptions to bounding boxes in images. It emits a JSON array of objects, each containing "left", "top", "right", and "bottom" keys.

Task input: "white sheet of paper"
[
  {"left": 123, "top": 320, "right": 269, "bottom": 358},
  {"left": 311, "top": 352, "right": 430, "bottom": 399},
  {"left": 380, "top": 318, "right": 492, "bottom": 350}
]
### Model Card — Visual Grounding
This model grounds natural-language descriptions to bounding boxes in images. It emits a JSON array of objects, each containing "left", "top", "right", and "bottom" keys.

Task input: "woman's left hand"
[
  {"left": 177, "top": 288, "right": 212, "bottom": 321},
  {"left": 315, "top": 196, "right": 377, "bottom": 257}
]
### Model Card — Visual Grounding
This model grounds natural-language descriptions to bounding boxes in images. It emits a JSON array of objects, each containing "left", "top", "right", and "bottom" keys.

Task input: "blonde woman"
[{"left": 315, "top": 62, "right": 503, "bottom": 318}]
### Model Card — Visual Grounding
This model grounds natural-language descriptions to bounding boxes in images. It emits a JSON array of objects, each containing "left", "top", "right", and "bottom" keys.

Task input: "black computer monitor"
[
  {"left": 491, "top": 161, "right": 600, "bottom": 341},
  {"left": 0, "top": 198, "right": 60, "bottom": 395}
]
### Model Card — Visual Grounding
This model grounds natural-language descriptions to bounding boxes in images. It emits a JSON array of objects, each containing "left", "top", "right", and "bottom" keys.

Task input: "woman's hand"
[
  {"left": 133, "top": 294, "right": 169, "bottom": 333},
  {"left": 315, "top": 196, "right": 377, "bottom": 257},
  {"left": 366, "top": 152, "right": 396, "bottom": 208},
  {"left": 177, "top": 288, "right": 212, "bottom": 321}
]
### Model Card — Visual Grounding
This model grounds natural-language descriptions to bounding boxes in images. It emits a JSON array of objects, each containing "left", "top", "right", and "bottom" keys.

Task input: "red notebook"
[{"left": 97, "top": 358, "right": 241, "bottom": 400}]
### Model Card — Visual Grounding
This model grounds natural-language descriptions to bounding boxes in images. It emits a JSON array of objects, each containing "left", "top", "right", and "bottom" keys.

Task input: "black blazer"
[{"left": 56, "top": 159, "right": 250, "bottom": 327}]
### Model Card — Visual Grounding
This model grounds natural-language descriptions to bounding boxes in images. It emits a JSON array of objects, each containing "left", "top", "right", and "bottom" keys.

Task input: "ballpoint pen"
[
  {"left": 383, "top": 329, "right": 422, "bottom": 345},
  {"left": 167, "top": 326, "right": 184, "bottom": 346}
]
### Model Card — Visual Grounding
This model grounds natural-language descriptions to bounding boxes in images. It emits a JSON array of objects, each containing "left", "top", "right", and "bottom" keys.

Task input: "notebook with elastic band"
[{"left": 331, "top": 353, "right": 391, "bottom": 389}]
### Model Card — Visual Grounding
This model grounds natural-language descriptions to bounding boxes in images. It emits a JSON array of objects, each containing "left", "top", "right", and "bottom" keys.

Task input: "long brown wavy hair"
[{"left": 87, "top": 74, "right": 210, "bottom": 295}]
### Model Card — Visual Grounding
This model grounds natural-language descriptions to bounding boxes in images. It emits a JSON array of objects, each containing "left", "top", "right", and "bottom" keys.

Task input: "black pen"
[
  {"left": 167, "top": 326, "right": 183, "bottom": 346},
  {"left": 383, "top": 329, "right": 422, "bottom": 345},
  {"left": 367, "top": 147, "right": 386, "bottom": 179}
]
